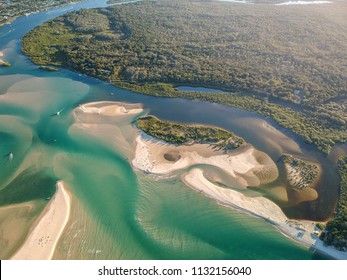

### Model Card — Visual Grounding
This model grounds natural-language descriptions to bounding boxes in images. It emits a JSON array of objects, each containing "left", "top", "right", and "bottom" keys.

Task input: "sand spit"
[
  {"left": 11, "top": 181, "right": 71, "bottom": 260},
  {"left": 183, "top": 168, "right": 287, "bottom": 225},
  {"left": 184, "top": 168, "right": 347, "bottom": 260},
  {"left": 132, "top": 135, "right": 278, "bottom": 187}
]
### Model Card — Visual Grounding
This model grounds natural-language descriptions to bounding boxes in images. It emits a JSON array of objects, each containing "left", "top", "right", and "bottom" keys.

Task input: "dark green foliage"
[
  {"left": 281, "top": 154, "right": 319, "bottom": 189},
  {"left": 322, "top": 156, "right": 347, "bottom": 251},
  {"left": 21, "top": 0, "right": 347, "bottom": 153},
  {"left": 136, "top": 115, "right": 244, "bottom": 151},
  {"left": 322, "top": 216, "right": 347, "bottom": 251}
]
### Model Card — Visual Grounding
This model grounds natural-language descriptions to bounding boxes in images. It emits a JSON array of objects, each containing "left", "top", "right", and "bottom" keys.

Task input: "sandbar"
[
  {"left": 11, "top": 181, "right": 71, "bottom": 260},
  {"left": 77, "top": 101, "right": 143, "bottom": 117}
]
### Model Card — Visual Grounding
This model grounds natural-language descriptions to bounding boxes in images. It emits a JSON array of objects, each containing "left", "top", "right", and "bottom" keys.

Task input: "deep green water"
[{"left": 0, "top": 0, "right": 334, "bottom": 259}]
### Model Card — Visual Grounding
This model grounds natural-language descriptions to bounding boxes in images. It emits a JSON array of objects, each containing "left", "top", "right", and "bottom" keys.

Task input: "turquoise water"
[{"left": 0, "top": 0, "right": 333, "bottom": 259}]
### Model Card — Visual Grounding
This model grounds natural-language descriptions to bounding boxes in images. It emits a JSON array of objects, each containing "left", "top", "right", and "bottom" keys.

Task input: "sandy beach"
[
  {"left": 11, "top": 181, "right": 71, "bottom": 260},
  {"left": 132, "top": 135, "right": 278, "bottom": 187},
  {"left": 131, "top": 134, "right": 347, "bottom": 260}
]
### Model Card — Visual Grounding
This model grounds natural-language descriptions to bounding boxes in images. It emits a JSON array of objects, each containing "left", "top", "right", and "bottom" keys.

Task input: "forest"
[
  {"left": 21, "top": 0, "right": 347, "bottom": 153},
  {"left": 321, "top": 156, "right": 347, "bottom": 251}
]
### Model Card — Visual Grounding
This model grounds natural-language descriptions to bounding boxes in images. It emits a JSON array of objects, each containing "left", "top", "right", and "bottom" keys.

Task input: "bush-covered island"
[
  {"left": 136, "top": 115, "right": 245, "bottom": 152},
  {"left": 21, "top": 0, "right": 347, "bottom": 154},
  {"left": 281, "top": 154, "right": 319, "bottom": 189}
]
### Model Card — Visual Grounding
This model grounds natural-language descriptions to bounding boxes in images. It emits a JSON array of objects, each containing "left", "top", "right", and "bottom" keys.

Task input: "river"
[{"left": 0, "top": 0, "right": 337, "bottom": 259}]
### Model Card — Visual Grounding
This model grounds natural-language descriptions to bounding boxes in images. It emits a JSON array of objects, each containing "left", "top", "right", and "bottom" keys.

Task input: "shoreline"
[
  {"left": 11, "top": 181, "right": 71, "bottom": 260},
  {"left": 132, "top": 134, "right": 347, "bottom": 260},
  {"left": 183, "top": 168, "right": 347, "bottom": 260}
]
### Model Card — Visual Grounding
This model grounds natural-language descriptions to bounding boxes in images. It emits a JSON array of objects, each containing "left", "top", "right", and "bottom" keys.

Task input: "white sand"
[
  {"left": 78, "top": 101, "right": 143, "bottom": 116},
  {"left": 183, "top": 168, "right": 287, "bottom": 225},
  {"left": 0, "top": 51, "right": 3, "bottom": 57},
  {"left": 132, "top": 135, "right": 277, "bottom": 187},
  {"left": 11, "top": 181, "right": 71, "bottom": 260},
  {"left": 183, "top": 168, "right": 347, "bottom": 260},
  {"left": 0, "top": 59, "right": 9, "bottom": 65}
]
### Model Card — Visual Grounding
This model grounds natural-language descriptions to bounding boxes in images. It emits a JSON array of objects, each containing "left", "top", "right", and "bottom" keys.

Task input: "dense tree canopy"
[{"left": 321, "top": 156, "right": 347, "bottom": 251}]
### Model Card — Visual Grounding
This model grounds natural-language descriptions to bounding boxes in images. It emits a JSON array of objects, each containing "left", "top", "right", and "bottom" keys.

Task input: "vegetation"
[
  {"left": 21, "top": 0, "right": 347, "bottom": 153},
  {"left": 136, "top": 115, "right": 244, "bottom": 151},
  {"left": 321, "top": 156, "right": 347, "bottom": 251},
  {"left": 281, "top": 154, "right": 319, "bottom": 189},
  {"left": 0, "top": 0, "right": 82, "bottom": 27},
  {"left": 316, "top": 223, "right": 325, "bottom": 231}
]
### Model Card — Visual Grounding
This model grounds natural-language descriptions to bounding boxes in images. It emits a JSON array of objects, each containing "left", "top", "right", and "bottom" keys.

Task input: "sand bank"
[
  {"left": 183, "top": 168, "right": 347, "bottom": 260},
  {"left": 71, "top": 101, "right": 143, "bottom": 159},
  {"left": 0, "top": 59, "right": 10, "bottom": 66},
  {"left": 0, "top": 51, "right": 3, "bottom": 57},
  {"left": 77, "top": 101, "right": 143, "bottom": 117},
  {"left": 11, "top": 181, "right": 71, "bottom": 260},
  {"left": 132, "top": 135, "right": 278, "bottom": 187}
]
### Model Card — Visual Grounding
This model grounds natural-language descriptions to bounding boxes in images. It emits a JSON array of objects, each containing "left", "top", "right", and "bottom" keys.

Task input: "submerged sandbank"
[{"left": 11, "top": 181, "right": 71, "bottom": 260}]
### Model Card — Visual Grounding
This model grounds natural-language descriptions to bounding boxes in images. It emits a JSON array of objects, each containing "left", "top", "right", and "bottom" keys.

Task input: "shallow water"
[{"left": 0, "top": 0, "right": 336, "bottom": 259}]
